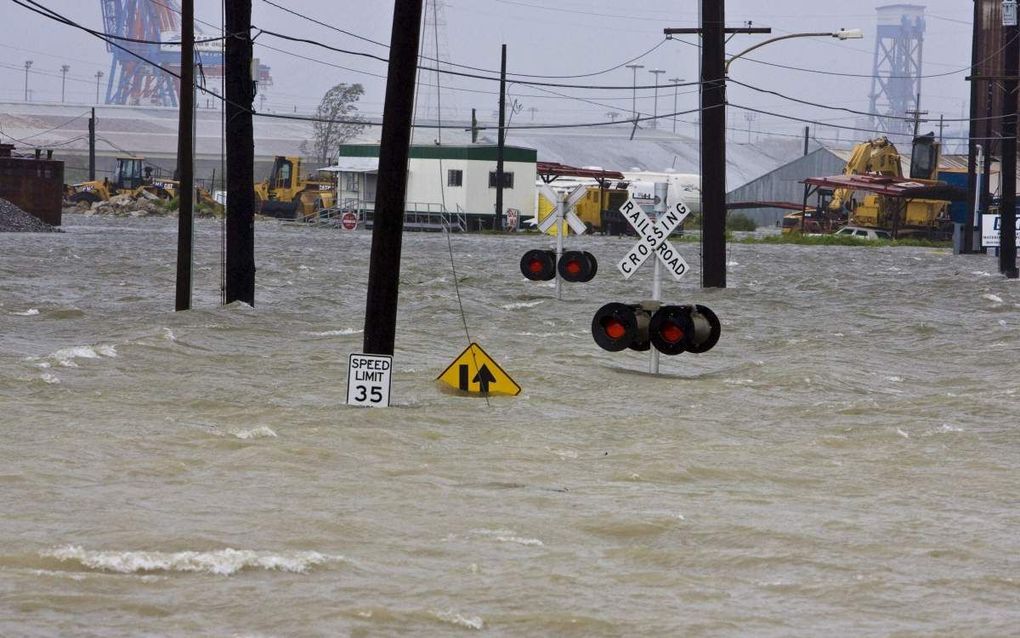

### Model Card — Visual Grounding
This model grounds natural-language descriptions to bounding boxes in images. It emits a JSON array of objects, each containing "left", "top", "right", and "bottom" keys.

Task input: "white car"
[{"left": 832, "top": 226, "right": 893, "bottom": 241}]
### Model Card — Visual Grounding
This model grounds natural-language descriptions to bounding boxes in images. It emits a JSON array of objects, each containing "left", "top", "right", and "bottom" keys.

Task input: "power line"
[
  {"left": 669, "top": 34, "right": 1006, "bottom": 80},
  {"left": 258, "top": 0, "right": 671, "bottom": 80}
]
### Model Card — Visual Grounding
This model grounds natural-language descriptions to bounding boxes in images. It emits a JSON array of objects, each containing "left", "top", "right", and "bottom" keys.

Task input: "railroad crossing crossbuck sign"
[
  {"left": 536, "top": 184, "right": 588, "bottom": 236},
  {"left": 616, "top": 195, "right": 690, "bottom": 280}
]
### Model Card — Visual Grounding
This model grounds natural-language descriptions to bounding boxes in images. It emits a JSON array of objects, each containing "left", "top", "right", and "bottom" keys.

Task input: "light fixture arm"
[{"left": 725, "top": 29, "right": 863, "bottom": 73}]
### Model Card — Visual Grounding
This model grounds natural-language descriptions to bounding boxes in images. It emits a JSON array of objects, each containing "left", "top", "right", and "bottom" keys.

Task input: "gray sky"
[{"left": 1, "top": 1, "right": 975, "bottom": 145}]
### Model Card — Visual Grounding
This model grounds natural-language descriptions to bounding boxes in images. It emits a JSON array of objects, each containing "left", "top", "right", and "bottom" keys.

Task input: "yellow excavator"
[
  {"left": 826, "top": 133, "right": 948, "bottom": 230},
  {"left": 254, "top": 156, "right": 336, "bottom": 220}
]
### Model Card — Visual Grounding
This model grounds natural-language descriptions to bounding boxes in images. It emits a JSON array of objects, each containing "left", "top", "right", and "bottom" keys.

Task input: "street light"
[
  {"left": 95, "top": 71, "right": 104, "bottom": 104},
  {"left": 667, "top": 76, "right": 684, "bottom": 134},
  {"left": 725, "top": 29, "right": 864, "bottom": 73},
  {"left": 648, "top": 68, "right": 665, "bottom": 129},
  {"left": 625, "top": 63, "right": 644, "bottom": 121},
  {"left": 60, "top": 64, "right": 70, "bottom": 103},
  {"left": 24, "top": 60, "right": 32, "bottom": 102}
]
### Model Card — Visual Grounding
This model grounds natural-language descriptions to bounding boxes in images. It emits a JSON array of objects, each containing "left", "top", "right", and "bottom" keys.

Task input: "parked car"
[{"left": 832, "top": 225, "right": 893, "bottom": 241}]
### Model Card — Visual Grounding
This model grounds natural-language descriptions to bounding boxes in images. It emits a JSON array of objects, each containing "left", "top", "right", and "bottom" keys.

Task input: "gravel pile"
[{"left": 0, "top": 197, "right": 59, "bottom": 233}]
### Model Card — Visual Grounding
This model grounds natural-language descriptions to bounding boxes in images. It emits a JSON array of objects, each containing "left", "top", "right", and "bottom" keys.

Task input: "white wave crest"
[
  {"left": 501, "top": 300, "right": 545, "bottom": 310},
  {"left": 305, "top": 328, "right": 363, "bottom": 337},
  {"left": 42, "top": 545, "right": 345, "bottom": 575},
  {"left": 495, "top": 535, "right": 544, "bottom": 547},
  {"left": 40, "top": 373, "right": 60, "bottom": 384},
  {"left": 433, "top": 609, "right": 484, "bottom": 630},
  {"left": 50, "top": 345, "right": 116, "bottom": 367},
  {"left": 229, "top": 426, "right": 278, "bottom": 440},
  {"left": 983, "top": 293, "right": 1004, "bottom": 304},
  {"left": 12, "top": 308, "right": 39, "bottom": 316}
]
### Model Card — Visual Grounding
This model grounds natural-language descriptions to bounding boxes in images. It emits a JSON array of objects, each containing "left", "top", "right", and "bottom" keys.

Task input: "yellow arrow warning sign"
[{"left": 437, "top": 343, "right": 521, "bottom": 396}]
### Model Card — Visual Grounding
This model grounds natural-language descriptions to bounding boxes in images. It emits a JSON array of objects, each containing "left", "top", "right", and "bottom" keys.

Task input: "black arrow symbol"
[{"left": 472, "top": 364, "right": 497, "bottom": 394}]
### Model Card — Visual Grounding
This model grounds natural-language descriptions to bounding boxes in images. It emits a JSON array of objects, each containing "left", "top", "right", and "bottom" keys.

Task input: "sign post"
[
  {"left": 615, "top": 184, "right": 691, "bottom": 374},
  {"left": 537, "top": 184, "right": 588, "bottom": 299}
]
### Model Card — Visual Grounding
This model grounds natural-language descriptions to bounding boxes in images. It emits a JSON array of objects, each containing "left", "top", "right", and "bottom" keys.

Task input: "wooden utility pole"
[
  {"left": 224, "top": 0, "right": 256, "bottom": 304},
  {"left": 964, "top": 0, "right": 984, "bottom": 254},
  {"left": 88, "top": 108, "right": 96, "bottom": 181},
  {"left": 700, "top": 1, "right": 727, "bottom": 287},
  {"left": 362, "top": 0, "right": 424, "bottom": 355},
  {"left": 174, "top": 0, "right": 195, "bottom": 311},
  {"left": 495, "top": 44, "right": 507, "bottom": 231},
  {"left": 1000, "top": 6, "right": 1019, "bottom": 277},
  {"left": 666, "top": 11, "right": 768, "bottom": 289}
]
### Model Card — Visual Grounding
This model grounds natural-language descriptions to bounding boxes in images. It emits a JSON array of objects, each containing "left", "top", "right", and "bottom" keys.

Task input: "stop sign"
[{"left": 340, "top": 211, "right": 358, "bottom": 230}]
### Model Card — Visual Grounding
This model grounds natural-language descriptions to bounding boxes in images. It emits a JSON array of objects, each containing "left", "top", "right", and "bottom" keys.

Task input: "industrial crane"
[{"left": 99, "top": 0, "right": 272, "bottom": 107}]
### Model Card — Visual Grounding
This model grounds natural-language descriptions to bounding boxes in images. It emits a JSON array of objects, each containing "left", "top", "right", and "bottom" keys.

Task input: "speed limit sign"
[{"left": 346, "top": 353, "right": 392, "bottom": 407}]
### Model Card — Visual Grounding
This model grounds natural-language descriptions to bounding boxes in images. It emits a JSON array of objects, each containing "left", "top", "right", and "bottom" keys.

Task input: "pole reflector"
[{"left": 520, "top": 249, "right": 556, "bottom": 281}]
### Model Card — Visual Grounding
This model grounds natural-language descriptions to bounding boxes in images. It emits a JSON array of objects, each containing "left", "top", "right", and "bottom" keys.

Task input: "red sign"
[{"left": 340, "top": 211, "right": 358, "bottom": 230}]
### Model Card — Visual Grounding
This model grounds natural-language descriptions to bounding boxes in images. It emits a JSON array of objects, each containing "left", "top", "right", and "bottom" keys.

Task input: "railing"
[{"left": 298, "top": 199, "right": 468, "bottom": 232}]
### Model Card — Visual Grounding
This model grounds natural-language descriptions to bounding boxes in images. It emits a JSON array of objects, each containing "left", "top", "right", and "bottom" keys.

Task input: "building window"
[
  {"left": 344, "top": 173, "right": 359, "bottom": 191},
  {"left": 488, "top": 171, "right": 514, "bottom": 188},
  {"left": 447, "top": 169, "right": 463, "bottom": 187}
]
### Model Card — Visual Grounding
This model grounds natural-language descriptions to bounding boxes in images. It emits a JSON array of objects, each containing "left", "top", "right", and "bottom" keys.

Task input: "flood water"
[{"left": 2, "top": 214, "right": 1018, "bottom": 637}]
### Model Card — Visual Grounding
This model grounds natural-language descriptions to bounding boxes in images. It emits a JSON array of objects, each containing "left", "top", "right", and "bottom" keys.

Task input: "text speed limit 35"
[{"left": 347, "top": 353, "right": 392, "bottom": 407}]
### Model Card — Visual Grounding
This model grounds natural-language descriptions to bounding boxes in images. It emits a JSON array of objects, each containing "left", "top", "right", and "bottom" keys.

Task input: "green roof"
[{"left": 339, "top": 144, "right": 536, "bottom": 163}]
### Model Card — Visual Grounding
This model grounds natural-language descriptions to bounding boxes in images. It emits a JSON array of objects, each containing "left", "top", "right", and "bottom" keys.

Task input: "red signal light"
[
  {"left": 519, "top": 249, "right": 557, "bottom": 281},
  {"left": 557, "top": 250, "right": 597, "bottom": 283},
  {"left": 649, "top": 305, "right": 721, "bottom": 355},
  {"left": 591, "top": 302, "right": 650, "bottom": 352}
]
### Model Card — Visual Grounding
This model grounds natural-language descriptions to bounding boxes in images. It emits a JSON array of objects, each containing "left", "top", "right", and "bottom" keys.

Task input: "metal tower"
[
  {"left": 868, "top": 4, "right": 926, "bottom": 137},
  {"left": 418, "top": 0, "right": 455, "bottom": 120},
  {"left": 99, "top": 0, "right": 272, "bottom": 107}
]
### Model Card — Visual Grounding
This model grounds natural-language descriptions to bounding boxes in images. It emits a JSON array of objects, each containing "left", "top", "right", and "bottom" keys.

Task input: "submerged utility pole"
[
  {"left": 964, "top": 0, "right": 984, "bottom": 253},
  {"left": 495, "top": 44, "right": 507, "bottom": 231},
  {"left": 224, "top": 0, "right": 256, "bottom": 305},
  {"left": 363, "top": 0, "right": 424, "bottom": 355},
  {"left": 1000, "top": 1, "right": 1019, "bottom": 277},
  {"left": 88, "top": 108, "right": 96, "bottom": 181},
  {"left": 699, "top": 1, "right": 726, "bottom": 288},
  {"left": 174, "top": 0, "right": 195, "bottom": 311},
  {"left": 665, "top": 12, "right": 768, "bottom": 289}
]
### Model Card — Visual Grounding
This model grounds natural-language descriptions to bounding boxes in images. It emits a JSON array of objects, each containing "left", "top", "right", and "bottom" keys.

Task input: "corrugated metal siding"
[{"left": 726, "top": 148, "right": 847, "bottom": 226}]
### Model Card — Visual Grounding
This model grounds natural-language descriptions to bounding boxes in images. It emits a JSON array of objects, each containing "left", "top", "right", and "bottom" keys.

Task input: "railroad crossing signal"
[
  {"left": 616, "top": 195, "right": 690, "bottom": 281},
  {"left": 520, "top": 249, "right": 597, "bottom": 283},
  {"left": 437, "top": 343, "right": 521, "bottom": 396},
  {"left": 522, "top": 184, "right": 598, "bottom": 293},
  {"left": 592, "top": 302, "right": 721, "bottom": 355}
]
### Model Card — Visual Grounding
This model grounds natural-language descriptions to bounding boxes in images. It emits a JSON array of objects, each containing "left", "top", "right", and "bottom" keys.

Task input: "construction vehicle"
[
  {"left": 66, "top": 156, "right": 219, "bottom": 208},
  {"left": 823, "top": 133, "right": 952, "bottom": 237},
  {"left": 254, "top": 156, "right": 336, "bottom": 220},
  {"left": 66, "top": 157, "right": 151, "bottom": 203}
]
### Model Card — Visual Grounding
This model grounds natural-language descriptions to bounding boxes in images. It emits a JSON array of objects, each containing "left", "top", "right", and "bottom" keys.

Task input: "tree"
[{"left": 309, "top": 83, "right": 366, "bottom": 164}]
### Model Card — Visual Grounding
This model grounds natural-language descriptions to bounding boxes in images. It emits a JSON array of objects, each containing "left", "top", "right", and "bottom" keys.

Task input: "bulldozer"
[
  {"left": 254, "top": 156, "right": 336, "bottom": 220},
  {"left": 66, "top": 156, "right": 219, "bottom": 208}
]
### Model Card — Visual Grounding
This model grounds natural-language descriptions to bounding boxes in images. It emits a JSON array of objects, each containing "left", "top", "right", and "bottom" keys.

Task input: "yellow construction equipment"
[
  {"left": 254, "top": 156, "right": 336, "bottom": 220},
  {"left": 66, "top": 157, "right": 220, "bottom": 208},
  {"left": 827, "top": 134, "right": 949, "bottom": 233}
]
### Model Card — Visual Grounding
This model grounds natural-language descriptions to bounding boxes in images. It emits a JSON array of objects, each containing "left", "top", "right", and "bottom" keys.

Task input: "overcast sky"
[{"left": 1, "top": 1, "right": 975, "bottom": 145}]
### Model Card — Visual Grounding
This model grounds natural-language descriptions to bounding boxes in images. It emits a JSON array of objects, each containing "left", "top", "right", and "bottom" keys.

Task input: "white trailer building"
[{"left": 328, "top": 143, "right": 537, "bottom": 231}]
